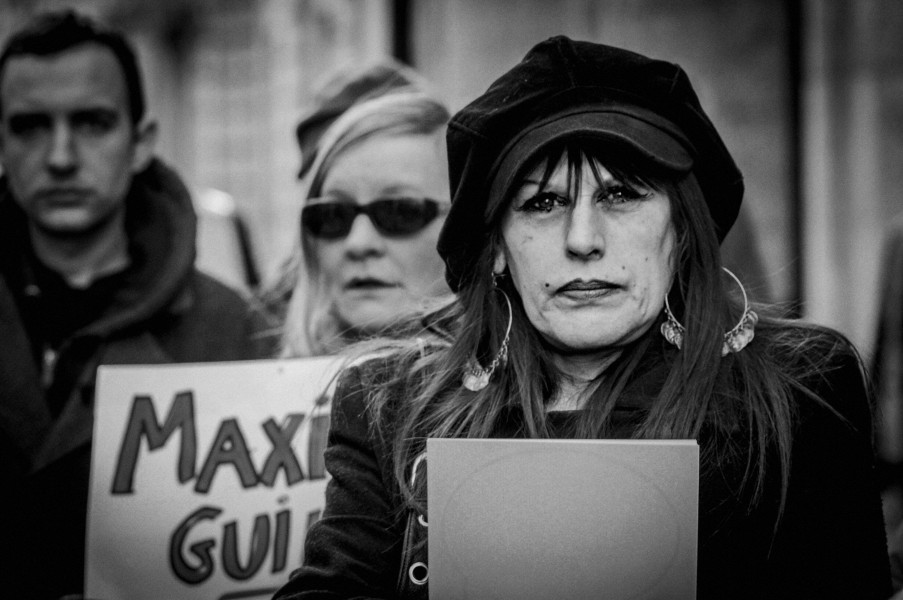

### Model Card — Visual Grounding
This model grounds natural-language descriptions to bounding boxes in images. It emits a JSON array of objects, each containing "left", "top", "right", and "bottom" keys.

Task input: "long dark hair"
[{"left": 365, "top": 140, "right": 855, "bottom": 527}]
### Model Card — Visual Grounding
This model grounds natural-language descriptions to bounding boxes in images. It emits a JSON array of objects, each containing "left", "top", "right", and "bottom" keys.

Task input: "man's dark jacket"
[{"left": 0, "top": 159, "right": 274, "bottom": 599}]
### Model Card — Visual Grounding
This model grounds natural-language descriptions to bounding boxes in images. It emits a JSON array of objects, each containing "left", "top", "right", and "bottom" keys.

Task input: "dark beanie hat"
[
  {"left": 437, "top": 36, "right": 744, "bottom": 292},
  {"left": 295, "top": 58, "right": 425, "bottom": 178}
]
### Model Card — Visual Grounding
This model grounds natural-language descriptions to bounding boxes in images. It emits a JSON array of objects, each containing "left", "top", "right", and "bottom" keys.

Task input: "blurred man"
[{"left": 0, "top": 10, "right": 271, "bottom": 598}]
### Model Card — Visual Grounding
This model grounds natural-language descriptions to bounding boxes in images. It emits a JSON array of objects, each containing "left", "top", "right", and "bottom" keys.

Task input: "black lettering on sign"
[
  {"left": 170, "top": 505, "right": 221, "bottom": 584},
  {"left": 259, "top": 415, "right": 306, "bottom": 487},
  {"left": 111, "top": 392, "right": 197, "bottom": 494},
  {"left": 110, "top": 391, "right": 317, "bottom": 494},
  {"left": 196, "top": 419, "right": 258, "bottom": 493},
  {"left": 272, "top": 508, "right": 291, "bottom": 574},
  {"left": 169, "top": 505, "right": 294, "bottom": 584},
  {"left": 222, "top": 514, "right": 270, "bottom": 580}
]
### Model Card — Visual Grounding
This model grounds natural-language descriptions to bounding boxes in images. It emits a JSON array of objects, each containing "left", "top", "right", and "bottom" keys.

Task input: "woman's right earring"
[
  {"left": 661, "top": 297, "right": 685, "bottom": 350},
  {"left": 462, "top": 278, "right": 513, "bottom": 392}
]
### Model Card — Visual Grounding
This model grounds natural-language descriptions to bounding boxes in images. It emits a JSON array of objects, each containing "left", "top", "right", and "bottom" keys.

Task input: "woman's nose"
[
  {"left": 565, "top": 199, "right": 605, "bottom": 259},
  {"left": 343, "top": 213, "right": 387, "bottom": 258}
]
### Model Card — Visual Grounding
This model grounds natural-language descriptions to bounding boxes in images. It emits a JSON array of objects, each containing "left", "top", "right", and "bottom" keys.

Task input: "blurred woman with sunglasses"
[{"left": 276, "top": 88, "right": 452, "bottom": 356}]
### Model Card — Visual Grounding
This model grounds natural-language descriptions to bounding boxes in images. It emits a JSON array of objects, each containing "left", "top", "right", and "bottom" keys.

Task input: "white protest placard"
[{"left": 86, "top": 357, "right": 345, "bottom": 600}]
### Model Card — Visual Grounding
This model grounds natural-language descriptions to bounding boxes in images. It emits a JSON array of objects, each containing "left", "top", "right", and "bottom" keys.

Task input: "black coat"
[
  {"left": 0, "top": 160, "right": 275, "bottom": 600},
  {"left": 275, "top": 336, "right": 891, "bottom": 600}
]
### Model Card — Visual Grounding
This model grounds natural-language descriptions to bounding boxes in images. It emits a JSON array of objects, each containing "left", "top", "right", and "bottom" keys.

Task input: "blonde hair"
[{"left": 278, "top": 90, "right": 451, "bottom": 357}]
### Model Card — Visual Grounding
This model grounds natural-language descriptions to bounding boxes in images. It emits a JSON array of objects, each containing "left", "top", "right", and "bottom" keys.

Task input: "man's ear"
[{"left": 130, "top": 118, "right": 158, "bottom": 173}]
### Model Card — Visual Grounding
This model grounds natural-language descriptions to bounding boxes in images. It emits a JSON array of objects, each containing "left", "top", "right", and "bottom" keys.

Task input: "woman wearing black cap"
[{"left": 274, "top": 37, "right": 890, "bottom": 599}]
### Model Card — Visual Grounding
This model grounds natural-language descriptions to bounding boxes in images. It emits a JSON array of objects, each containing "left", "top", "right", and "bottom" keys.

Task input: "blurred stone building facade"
[{"left": 1, "top": 0, "right": 902, "bottom": 358}]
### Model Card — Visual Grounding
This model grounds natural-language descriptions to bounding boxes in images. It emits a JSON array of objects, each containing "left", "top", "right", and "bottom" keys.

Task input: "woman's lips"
[
  {"left": 344, "top": 277, "right": 398, "bottom": 290},
  {"left": 556, "top": 279, "right": 620, "bottom": 299}
]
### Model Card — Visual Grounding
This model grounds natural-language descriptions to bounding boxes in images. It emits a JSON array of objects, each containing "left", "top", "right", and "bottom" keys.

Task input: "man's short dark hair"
[{"left": 0, "top": 9, "right": 145, "bottom": 125}]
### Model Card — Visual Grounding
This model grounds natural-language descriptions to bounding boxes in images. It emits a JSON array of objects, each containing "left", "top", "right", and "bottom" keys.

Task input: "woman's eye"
[
  {"left": 517, "top": 192, "right": 568, "bottom": 213},
  {"left": 598, "top": 185, "right": 650, "bottom": 205}
]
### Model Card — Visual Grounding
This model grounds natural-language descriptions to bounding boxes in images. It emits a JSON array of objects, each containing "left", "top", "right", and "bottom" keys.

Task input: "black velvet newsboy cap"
[{"left": 437, "top": 35, "right": 744, "bottom": 292}]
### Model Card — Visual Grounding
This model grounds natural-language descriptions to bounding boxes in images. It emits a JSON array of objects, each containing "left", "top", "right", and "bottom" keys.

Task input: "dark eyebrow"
[
  {"left": 6, "top": 112, "right": 51, "bottom": 132},
  {"left": 7, "top": 110, "right": 50, "bottom": 121},
  {"left": 70, "top": 107, "right": 119, "bottom": 120}
]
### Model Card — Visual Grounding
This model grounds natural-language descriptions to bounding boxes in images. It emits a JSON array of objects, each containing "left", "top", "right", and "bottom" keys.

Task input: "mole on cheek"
[{"left": 544, "top": 282, "right": 551, "bottom": 288}]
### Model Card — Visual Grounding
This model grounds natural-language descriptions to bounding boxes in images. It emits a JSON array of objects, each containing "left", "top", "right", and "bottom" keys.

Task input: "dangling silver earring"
[
  {"left": 462, "top": 275, "right": 513, "bottom": 391},
  {"left": 661, "top": 267, "right": 758, "bottom": 356},
  {"left": 661, "top": 298, "right": 685, "bottom": 350}
]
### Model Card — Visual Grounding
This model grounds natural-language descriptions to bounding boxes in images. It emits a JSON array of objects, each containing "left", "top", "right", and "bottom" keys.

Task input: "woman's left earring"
[
  {"left": 463, "top": 275, "right": 513, "bottom": 392},
  {"left": 662, "top": 267, "right": 758, "bottom": 356}
]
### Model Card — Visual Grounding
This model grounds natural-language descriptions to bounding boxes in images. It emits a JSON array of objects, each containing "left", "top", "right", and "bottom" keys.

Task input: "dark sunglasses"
[{"left": 301, "top": 197, "right": 444, "bottom": 239}]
